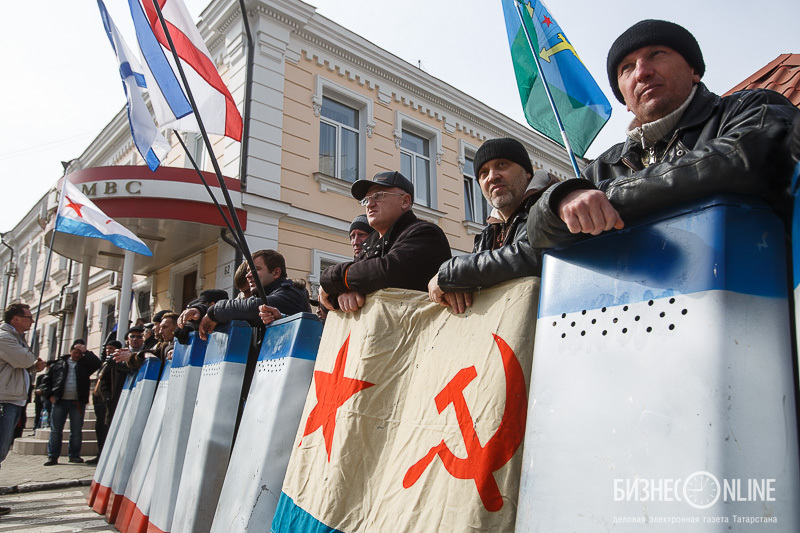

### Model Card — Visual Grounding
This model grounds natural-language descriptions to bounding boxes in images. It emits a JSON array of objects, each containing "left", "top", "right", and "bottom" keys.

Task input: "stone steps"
[{"left": 13, "top": 400, "right": 101, "bottom": 457}]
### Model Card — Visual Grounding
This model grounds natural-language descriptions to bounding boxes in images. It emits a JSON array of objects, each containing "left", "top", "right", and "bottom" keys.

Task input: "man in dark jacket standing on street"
[
  {"left": 429, "top": 138, "right": 558, "bottom": 314},
  {"left": 320, "top": 171, "right": 451, "bottom": 313},
  {"left": 527, "top": 19, "right": 800, "bottom": 248},
  {"left": 42, "top": 340, "right": 101, "bottom": 466}
]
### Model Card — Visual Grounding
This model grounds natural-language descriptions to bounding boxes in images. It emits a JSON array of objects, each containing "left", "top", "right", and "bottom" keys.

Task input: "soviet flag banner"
[{"left": 271, "top": 278, "right": 539, "bottom": 532}]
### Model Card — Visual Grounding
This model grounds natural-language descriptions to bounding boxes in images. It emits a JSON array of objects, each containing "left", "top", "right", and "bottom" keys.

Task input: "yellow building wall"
[{"left": 279, "top": 52, "right": 482, "bottom": 255}]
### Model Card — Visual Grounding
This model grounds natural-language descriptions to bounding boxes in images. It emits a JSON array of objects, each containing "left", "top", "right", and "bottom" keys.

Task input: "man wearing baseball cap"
[
  {"left": 320, "top": 170, "right": 451, "bottom": 312},
  {"left": 429, "top": 137, "right": 558, "bottom": 313},
  {"left": 527, "top": 19, "right": 799, "bottom": 248}
]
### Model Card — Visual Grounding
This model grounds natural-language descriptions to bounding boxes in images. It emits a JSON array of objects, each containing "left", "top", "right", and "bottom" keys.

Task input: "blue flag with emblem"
[{"left": 501, "top": 0, "right": 611, "bottom": 158}]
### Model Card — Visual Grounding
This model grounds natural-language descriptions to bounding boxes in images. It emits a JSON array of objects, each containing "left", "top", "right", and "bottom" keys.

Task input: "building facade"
[{"left": 0, "top": 0, "right": 578, "bottom": 357}]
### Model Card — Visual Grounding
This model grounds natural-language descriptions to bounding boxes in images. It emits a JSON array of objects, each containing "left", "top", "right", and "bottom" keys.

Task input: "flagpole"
[
  {"left": 515, "top": 1, "right": 581, "bottom": 179},
  {"left": 173, "top": 130, "right": 239, "bottom": 247},
  {"left": 149, "top": 0, "right": 268, "bottom": 304},
  {"left": 32, "top": 170, "right": 70, "bottom": 348}
]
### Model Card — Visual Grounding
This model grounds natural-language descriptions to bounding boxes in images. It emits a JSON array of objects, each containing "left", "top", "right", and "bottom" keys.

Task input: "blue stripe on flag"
[
  {"left": 538, "top": 198, "right": 788, "bottom": 317},
  {"left": 128, "top": 0, "right": 193, "bottom": 119},
  {"left": 55, "top": 216, "right": 153, "bottom": 256},
  {"left": 271, "top": 493, "right": 343, "bottom": 533}
]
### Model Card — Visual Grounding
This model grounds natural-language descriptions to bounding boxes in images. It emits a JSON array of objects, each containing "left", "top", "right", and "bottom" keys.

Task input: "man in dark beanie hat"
[
  {"left": 429, "top": 137, "right": 558, "bottom": 314},
  {"left": 348, "top": 214, "right": 374, "bottom": 257},
  {"left": 527, "top": 19, "right": 799, "bottom": 249}
]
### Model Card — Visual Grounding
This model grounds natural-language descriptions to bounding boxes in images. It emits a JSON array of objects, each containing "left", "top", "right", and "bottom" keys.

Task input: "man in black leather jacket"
[
  {"left": 41, "top": 340, "right": 101, "bottom": 465},
  {"left": 527, "top": 19, "right": 800, "bottom": 249},
  {"left": 429, "top": 138, "right": 558, "bottom": 313}
]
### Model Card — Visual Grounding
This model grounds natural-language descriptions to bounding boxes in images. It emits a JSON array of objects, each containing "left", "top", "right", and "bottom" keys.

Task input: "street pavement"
[
  {"left": 1, "top": 447, "right": 114, "bottom": 531},
  {"left": 0, "top": 486, "right": 116, "bottom": 532}
]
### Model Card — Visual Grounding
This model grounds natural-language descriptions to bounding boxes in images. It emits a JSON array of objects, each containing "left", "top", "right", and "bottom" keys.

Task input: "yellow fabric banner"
[{"left": 278, "top": 278, "right": 539, "bottom": 532}]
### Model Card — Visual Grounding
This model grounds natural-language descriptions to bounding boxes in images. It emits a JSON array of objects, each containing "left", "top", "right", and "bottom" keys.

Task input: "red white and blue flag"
[
  {"left": 128, "top": 0, "right": 243, "bottom": 141},
  {"left": 97, "top": 0, "right": 171, "bottom": 171},
  {"left": 56, "top": 181, "right": 152, "bottom": 257}
]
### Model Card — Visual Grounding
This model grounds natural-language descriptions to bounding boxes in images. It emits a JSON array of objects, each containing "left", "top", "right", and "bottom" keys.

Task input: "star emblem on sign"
[{"left": 300, "top": 334, "right": 374, "bottom": 461}]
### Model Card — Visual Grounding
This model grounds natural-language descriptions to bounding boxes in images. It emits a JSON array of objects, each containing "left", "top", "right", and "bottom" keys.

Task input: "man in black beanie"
[
  {"left": 429, "top": 137, "right": 558, "bottom": 313},
  {"left": 348, "top": 214, "right": 374, "bottom": 257},
  {"left": 527, "top": 19, "right": 799, "bottom": 249}
]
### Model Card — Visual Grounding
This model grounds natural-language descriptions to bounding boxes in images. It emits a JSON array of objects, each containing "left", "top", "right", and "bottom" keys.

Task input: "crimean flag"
[
  {"left": 501, "top": 0, "right": 611, "bottom": 157},
  {"left": 56, "top": 181, "right": 152, "bottom": 257},
  {"left": 128, "top": 0, "right": 243, "bottom": 141},
  {"left": 271, "top": 279, "right": 539, "bottom": 532},
  {"left": 97, "top": 0, "right": 170, "bottom": 171}
]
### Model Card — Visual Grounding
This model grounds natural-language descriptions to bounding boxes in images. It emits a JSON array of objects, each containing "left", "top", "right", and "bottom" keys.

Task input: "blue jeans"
[
  {"left": 47, "top": 400, "right": 85, "bottom": 459},
  {"left": 0, "top": 403, "right": 24, "bottom": 464}
]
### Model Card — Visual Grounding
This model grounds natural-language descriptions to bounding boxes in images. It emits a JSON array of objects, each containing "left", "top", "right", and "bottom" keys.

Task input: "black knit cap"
[
  {"left": 472, "top": 138, "right": 533, "bottom": 178},
  {"left": 606, "top": 19, "right": 704, "bottom": 104},
  {"left": 349, "top": 214, "right": 374, "bottom": 235},
  {"left": 351, "top": 171, "right": 414, "bottom": 201}
]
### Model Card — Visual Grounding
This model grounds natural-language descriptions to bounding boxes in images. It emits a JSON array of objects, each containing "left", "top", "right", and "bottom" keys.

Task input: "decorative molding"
[
  {"left": 413, "top": 204, "right": 446, "bottom": 225},
  {"left": 313, "top": 172, "right": 354, "bottom": 198},
  {"left": 462, "top": 220, "right": 485, "bottom": 236}
]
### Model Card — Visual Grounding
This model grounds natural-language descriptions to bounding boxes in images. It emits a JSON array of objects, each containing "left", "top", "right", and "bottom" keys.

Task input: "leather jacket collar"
[{"left": 600, "top": 83, "right": 721, "bottom": 167}]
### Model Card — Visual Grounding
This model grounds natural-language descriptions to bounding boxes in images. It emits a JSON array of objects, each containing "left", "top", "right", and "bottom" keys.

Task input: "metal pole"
[
  {"left": 515, "top": 1, "right": 581, "bottom": 179},
  {"left": 149, "top": 0, "right": 268, "bottom": 304}
]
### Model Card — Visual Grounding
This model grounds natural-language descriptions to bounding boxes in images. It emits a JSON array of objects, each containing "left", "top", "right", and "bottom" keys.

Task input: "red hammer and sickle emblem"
[{"left": 402, "top": 334, "right": 527, "bottom": 512}]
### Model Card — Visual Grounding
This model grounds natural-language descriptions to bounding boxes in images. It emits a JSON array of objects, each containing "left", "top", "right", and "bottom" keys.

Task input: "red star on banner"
[
  {"left": 300, "top": 334, "right": 374, "bottom": 461},
  {"left": 542, "top": 14, "right": 552, "bottom": 26},
  {"left": 65, "top": 196, "right": 84, "bottom": 218}
]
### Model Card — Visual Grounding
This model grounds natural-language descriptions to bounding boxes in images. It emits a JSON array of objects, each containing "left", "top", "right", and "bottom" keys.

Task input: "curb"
[{"left": 0, "top": 477, "right": 93, "bottom": 495}]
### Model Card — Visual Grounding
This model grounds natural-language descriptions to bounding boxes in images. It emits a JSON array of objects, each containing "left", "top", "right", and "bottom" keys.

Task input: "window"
[
  {"left": 184, "top": 133, "right": 204, "bottom": 171},
  {"left": 319, "top": 97, "right": 359, "bottom": 183},
  {"left": 16, "top": 253, "right": 26, "bottom": 298},
  {"left": 102, "top": 300, "right": 116, "bottom": 344},
  {"left": 47, "top": 323, "right": 59, "bottom": 361},
  {"left": 313, "top": 77, "right": 375, "bottom": 195},
  {"left": 400, "top": 130, "right": 432, "bottom": 206},
  {"left": 463, "top": 156, "right": 490, "bottom": 224},
  {"left": 136, "top": 290, "right": 152, "bottom": 323},
  {"left": 393, "top": 112, "right": 442, "bottom": 209},
  {"left": 27, "top": 242, "right": 39, "bottom": 293},
  {"left": 309, "top": 249, "right": 352, "bottom": 300}
]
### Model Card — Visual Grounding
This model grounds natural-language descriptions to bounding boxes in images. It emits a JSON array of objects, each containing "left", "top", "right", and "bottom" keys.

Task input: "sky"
[{"left": 1, "top": 0, "right": 797, "bottom": 233}]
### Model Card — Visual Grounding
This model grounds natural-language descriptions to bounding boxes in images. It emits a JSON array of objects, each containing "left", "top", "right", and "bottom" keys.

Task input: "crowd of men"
[{"left": 0, "top": 17, "right": 798, "bottom": 519}]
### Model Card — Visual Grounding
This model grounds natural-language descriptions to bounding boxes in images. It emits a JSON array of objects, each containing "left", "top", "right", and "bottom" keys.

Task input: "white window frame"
[
  {"left": 47, "top": 322, "right": 59, "bottom": 361},
  {"left": 27, "top": 241, "right": 40, "bottom": 293},
  {"left": 184, "top": 133, "right": 205, "bottom": 171},
  {"left": 393, "top": 112, "right": 443, "bottom": 210},
  {"left": 458, "top": 140, "right": 490, "bottom": 235},
  {"left": 100, "top": 295, "right": 118, "bottom": 344},
  {"left": 312, "top": 76, "right": 375, "bottom": 197},
  {"left": 16, "top": 252, "right": 27, "bottom": 300},
  {"left": 308, "top": 249, "right": 352, "bottom": 299}
]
